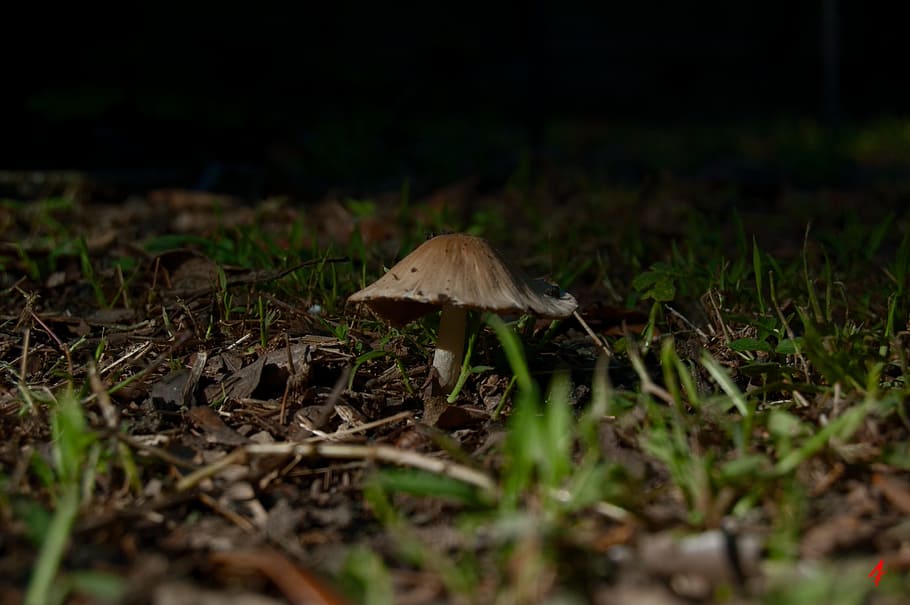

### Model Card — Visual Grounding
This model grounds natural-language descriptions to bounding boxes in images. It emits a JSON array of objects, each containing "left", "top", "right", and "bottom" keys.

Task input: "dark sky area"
[{"left": 2, "top": 2, "right": 908, "bottom": 195}]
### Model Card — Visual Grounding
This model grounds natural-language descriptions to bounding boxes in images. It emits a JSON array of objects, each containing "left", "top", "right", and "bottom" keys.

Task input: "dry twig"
[{"left": 177, "top": 441, "right": 496, "bottom": 494}]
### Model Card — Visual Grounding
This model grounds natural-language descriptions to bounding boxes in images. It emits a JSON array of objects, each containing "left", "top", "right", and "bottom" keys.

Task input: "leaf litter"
[{"left": 0, "top": 175, "right": 909, "bottom": 604}]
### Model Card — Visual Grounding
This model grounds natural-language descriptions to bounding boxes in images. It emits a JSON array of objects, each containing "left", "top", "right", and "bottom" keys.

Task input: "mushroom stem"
[{"left": 432, "top": 305, "right": 467, "bottom": 393}]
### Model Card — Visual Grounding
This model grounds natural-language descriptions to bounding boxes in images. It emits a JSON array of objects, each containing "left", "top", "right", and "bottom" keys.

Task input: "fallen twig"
[
  {"left": 302, "top": 410, "right": 414, "bottom": 443},
  {"left": 573, "top": 310, "right": 613, "bottom": 359},
  {"left": 177, "top": 441, "right": 497, "bottom": 494}
]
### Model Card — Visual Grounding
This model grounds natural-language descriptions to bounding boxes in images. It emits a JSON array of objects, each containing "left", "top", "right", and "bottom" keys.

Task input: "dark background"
[{"left": 3, "top": 2, "right": 908, "bottom": 196}]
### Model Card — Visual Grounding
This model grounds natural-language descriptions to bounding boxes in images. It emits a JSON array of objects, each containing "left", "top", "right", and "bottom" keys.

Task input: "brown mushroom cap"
[{"left": 348, "top": 233, "right": 577, "bottom": 324}]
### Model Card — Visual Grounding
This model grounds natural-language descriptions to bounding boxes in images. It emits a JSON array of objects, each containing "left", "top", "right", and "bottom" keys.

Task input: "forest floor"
[{"left": 2, "top": 121, "right": 910, "bottom": 604}]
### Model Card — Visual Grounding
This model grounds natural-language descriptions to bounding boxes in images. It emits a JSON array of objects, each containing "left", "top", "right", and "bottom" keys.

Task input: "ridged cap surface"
[{"left": 348, "top": 234, "right": 577, "bottom": 324}]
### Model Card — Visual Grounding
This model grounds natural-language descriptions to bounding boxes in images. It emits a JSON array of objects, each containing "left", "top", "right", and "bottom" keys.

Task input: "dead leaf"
[
  {"left": 801, "top": 514, "right": 876, "bottom": 558},
  {"left": 211, "top": 548, "right": 354, "bottom": 605},
  {"left": 188, "top": 406, "right": 249, "bottom": 446},
  {"left": 873, "top": 473, "right": 910, "bottom": 515},
  {"left": 151, "top": 370, "right": 192, "bottom": 410},
  {"left": 433, "top": 405, "right": 487, "bottom": 430},
  {"left": 87, "top": 308, "right": 139, "bottom": 325},
  {"left": 169, "top": 255, "right": 221, "bottom": 293},
  {"left": 207, "top": 356, "right": 266, "bottom": 404}
]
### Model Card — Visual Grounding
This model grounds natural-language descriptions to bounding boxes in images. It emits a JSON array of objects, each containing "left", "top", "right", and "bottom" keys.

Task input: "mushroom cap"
[{"left": 348, "top": 233, "right": 577, "bottom": 324}]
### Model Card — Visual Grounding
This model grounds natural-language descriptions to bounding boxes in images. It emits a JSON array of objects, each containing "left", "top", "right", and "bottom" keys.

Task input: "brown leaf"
[
  {"left": 873, "top": 473, "right": 910, "bottom": 515},
  {"left": 87, "top": 308, "right": 139, "bottom": 325},
  {"left": 151, "top": 370, "right": 192, "bottom": 410},
  {"left": 211, "top": 548, "right": 354, "bottom": 605},
  {"left": 215, "top": 355, "right": 267, "bottom": 403},
  {"left": 433, "top": 404, "right": 487, "bottom": 430},
  {"left": 168, "top": 255, "right": 221, "bottom": 292},
  {"left": 801, "top": 514, "right": 876, "bottom": 558},
  {"left": 188, "top": 406, "right": 249, "bottom": 446}
]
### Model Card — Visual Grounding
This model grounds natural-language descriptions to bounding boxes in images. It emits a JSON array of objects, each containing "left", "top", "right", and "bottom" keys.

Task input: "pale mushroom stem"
[{"left": 432, "top": 305, "right": 467, "bottom": 392}]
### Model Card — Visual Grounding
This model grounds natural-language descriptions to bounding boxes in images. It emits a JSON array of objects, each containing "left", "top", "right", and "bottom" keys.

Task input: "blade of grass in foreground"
[
  {"left": 485, "top": 313, "right": 535, "bottom": 395},
  {"left": 24, "top": 485, "right": 78, "bottom": 605},
  {"left": 25, "top": 390, "right": 94, "bottom": 605},
  {"left": 701, "top": 352, "right": 754, "bottom": 454}
]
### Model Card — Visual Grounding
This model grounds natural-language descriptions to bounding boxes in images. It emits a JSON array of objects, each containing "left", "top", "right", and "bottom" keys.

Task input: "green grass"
[
  {"left": 4, "top": 157, "right": 910, "bottom": 603},
  {"left": 332, "top": 189, "right": 909, "bottom": 602},
  {"left": 22, "top": 388, "right": 127, "bottom": 605}
]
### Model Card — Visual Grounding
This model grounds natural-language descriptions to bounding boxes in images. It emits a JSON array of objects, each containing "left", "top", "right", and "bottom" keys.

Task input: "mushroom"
[{"left": 348, "top": 233, "right": 577, "bottom": 392}]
